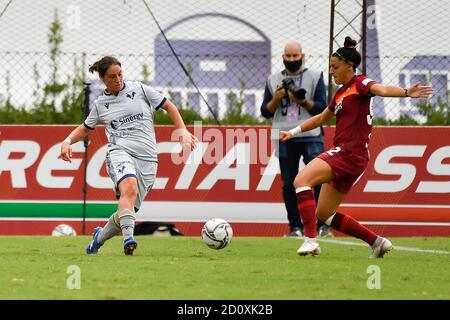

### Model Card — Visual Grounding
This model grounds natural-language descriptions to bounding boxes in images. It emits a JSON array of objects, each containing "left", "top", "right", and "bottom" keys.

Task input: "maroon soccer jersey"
[{"left": 328, "top": 75, "right": 376, "bottom": 165}]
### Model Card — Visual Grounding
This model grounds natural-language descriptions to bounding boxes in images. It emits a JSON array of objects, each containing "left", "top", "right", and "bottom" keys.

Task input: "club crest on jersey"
[
  {"left": 126, "top": 91, "right": 136, "bottom": 100},
  {"left": 105, "top": 103, "right": 110, "bottom": 109}
]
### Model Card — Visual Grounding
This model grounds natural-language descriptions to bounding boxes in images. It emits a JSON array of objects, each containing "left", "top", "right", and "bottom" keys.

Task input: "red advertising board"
[{"left": 0, "top": 125, "right": 449, "bottom": 236}]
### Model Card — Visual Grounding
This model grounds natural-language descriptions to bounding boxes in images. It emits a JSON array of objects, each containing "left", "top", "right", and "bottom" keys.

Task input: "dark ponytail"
[
  {"left": 332, "top": 36, "right": 361, "bottom": 70},
  {"left": 89, "top": 56, "right": 121, "bottom": 77}
]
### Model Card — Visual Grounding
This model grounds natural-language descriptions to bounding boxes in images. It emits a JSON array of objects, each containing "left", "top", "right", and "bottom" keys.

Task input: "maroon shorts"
[{"left": 318, "top": 146, "right": 368, "bottom": 194}]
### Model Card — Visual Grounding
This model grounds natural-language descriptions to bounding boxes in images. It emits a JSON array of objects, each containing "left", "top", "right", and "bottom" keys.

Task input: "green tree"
[
  {"left": 417, "top": 99, "right": 450, "bottom": 125},
  {"left": 37, "top": 9, "right": 68, "bottom": 121},
  {"left": 141, "top": 64, "right": 150, "bottom": 83}
]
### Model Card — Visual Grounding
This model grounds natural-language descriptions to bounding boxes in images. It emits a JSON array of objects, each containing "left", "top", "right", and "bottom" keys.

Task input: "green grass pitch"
[{"left": 1, "top": 236, "right": 449, "bottom": 299}]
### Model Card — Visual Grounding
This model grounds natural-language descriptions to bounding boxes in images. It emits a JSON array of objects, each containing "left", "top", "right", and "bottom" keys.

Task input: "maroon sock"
[
  {"left": 330, "top": 212, "right": 377, "bottom": 245},
  {"left": 296, "top": 188, "right": 317, "bottom": 238}
]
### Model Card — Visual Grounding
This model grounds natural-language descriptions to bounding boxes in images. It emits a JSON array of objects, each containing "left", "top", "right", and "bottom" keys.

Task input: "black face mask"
[{"left": 283, "top": 59, "right": 302, "bottom": 73}]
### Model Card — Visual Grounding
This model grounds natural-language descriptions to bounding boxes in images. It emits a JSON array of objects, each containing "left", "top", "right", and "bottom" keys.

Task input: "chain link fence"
[{"left": 0, "top": 0, "right": 448, "bottom": 124}]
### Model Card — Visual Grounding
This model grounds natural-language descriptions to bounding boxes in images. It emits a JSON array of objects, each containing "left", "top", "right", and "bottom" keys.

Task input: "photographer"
[{"left": 261, "top": 41, "right": 332, "bottom": 238}]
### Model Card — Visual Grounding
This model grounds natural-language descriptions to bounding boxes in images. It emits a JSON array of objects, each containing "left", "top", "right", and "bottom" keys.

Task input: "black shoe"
[
  {"left": 318, "top": 225, "right": 334, "bottom": 238},
  {"left": 284, "top": 227, "right": 304, "bottom": 238}
]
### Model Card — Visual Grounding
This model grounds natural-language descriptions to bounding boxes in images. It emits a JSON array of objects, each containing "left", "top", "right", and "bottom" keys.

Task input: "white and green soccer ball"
[
  {"left": 201, "top": 218, "right": 233, "bottom": 249},
  {"left": 52, "top": 224, "right": 77, "bottom": 237}
]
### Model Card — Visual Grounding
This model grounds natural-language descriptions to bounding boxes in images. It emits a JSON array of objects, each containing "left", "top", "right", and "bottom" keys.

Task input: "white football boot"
[
  {"left": 297, "top": 237, "right": 321, "bottom": 256},
  {"left": 370, "top": 237, "right": 393, "bottom": 259}
]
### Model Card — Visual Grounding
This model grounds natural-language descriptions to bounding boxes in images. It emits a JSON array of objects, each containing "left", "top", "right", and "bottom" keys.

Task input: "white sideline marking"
[
  {"left": 360, "top": 221, "right": 450, "bottom": 226},
  {"left": 319, "top": 239, "right": 450, "bottom": 255}
]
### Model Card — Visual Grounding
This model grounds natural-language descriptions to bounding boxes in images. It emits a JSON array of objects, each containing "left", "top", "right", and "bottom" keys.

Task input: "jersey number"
[{"left": 326, "top": 146, "right": 341, "bottom": 156}]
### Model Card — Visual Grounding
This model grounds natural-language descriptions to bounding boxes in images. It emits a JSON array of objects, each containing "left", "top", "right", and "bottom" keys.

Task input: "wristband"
[
  {"left": 404, "top": 88, "right": 408, "bottom": 97},
  {"left": 288, "top": 126, "right": 302, "bottom": 136},
  {"left": 63, "top": 137, "right": 72, "bottom": 145}
]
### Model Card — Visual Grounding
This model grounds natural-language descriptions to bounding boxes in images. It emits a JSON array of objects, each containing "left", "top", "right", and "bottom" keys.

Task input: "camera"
[
  {"left": 280, "top": 78, "right": 307, "bottom": 115},
  {"left": 282, "top": 78, "right": 306, "bottom": 100}
]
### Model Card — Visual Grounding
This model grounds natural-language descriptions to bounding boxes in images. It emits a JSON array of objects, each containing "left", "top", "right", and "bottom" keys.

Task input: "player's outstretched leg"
[
  {"left": 98, "top": 213, "right": 121, "bottom": 243},
  {"left": 86, "top": 213, "right": 122, "bottom": 255},
  {"left": 326, "top": 212, "right": 393, "bottom": 258},
  {"left": 86, "top": 227, "right": 103, "bottom": 254}
]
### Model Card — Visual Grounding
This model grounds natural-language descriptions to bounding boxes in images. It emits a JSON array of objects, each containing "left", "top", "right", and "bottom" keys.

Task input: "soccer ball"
[
  {"left": 201, "top": 218, "right": 233, "bottom": 249},
  {"left": 51, "top": 224, "right": 77, "bottom": 236}
]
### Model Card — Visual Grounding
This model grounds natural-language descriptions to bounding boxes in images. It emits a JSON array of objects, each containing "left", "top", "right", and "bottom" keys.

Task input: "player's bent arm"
[
  {"left": 307, "top": 107, "right": 334, "bottom": 130},
  {"left": 162, "top": 99, "right": 198, "bottom": 150},
  {"left": 162, "top": 99, "right": 187, "bottom": 131},
  {"left": 294, "top": 108, "right": 334, "bottom": 132},
  {"left": 64, "top": 124, "right": 90, "bottom": 145},
  {"left": 60, "top": 124, "right": 90, "bottom": 162},
  {"left": 280, "top": 108, "right": 333, "bottom": 142}
]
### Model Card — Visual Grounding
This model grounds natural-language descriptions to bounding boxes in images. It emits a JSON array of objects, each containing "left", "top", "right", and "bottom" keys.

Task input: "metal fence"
[{"left": 0, "top": 0, "right": 448, "bottom": 123}]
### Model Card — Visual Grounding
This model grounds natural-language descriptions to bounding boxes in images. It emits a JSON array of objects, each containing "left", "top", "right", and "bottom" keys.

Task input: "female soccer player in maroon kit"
[{"left": 280, "top": 37, "right": 433, "bottom": 258}]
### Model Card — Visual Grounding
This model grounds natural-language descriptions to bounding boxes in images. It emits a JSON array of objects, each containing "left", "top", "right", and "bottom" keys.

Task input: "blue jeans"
[{"left": 278, "top": 140, "right": 324, "bottom": 230}]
